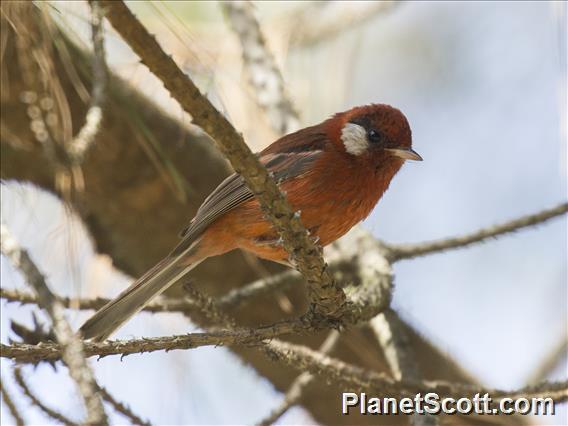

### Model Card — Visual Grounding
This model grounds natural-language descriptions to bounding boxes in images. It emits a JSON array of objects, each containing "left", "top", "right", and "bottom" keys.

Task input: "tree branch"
[
  {"left": 100, "top": 0, "right": 345, "bottom": 319},
  {"left": 0, "top": 321, "right": 305, "bottom": 364},
  {"left": 386, "top": 203, "right": 568, "bottom": 262},
  {"left": 222, "top": 0, "right": 300, "bottom": 135},
  {"left": 181, "top": 282, "right": 235, "bottom": 328},
  {"left": 0, "top": 224, "right": 107, "bottom": 425},
  {"left": 263, "top": 339, "right": 568, "bottom": 402},
  {"left": 0, "top": 287, "right": 198, "bottom": 313},
  {"left": 0, "top": 275, "right": 299, "bottom": 316},
  {"left": 217, "top": 268, "right": 301, "bottom": 309}
]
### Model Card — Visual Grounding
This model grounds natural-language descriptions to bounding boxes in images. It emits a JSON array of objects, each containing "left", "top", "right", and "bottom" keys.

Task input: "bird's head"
[{"left": 326, "top": 104, "right": 422, "bottom": 163}]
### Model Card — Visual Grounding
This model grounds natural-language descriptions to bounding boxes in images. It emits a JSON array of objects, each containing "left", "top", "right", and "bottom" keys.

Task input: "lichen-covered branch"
[
  {"left": 0, "top": 224, "right": 107, "bottom": 425},
  {"left": 222, "top": 0, "right": 300, "bottom": 135},
  {"left": 386, "top": 202, "right": 568, "bottom": 262},
  {"left": 100, "top": 0, "right": 345, "bottom": 319}
]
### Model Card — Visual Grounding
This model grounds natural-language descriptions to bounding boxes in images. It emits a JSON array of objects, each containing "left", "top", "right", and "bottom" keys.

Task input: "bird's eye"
[{"left": 367, "top": 129, "right": 382, "bottom": 144}]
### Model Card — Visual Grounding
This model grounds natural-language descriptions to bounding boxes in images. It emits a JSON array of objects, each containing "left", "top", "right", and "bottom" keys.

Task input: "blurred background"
[{"left": 1, "top": 1, "right": 566, "bottom": 424}]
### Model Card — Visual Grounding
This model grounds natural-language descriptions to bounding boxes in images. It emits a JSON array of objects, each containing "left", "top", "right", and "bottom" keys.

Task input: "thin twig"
[
  {"left": 100, "top": 0, "right": 346, "bottom": 319},
  {"left": 526, "top": 332, "right": 568, "bottom": 385},
  {"left": 370, "top": 310, "right": 438, "bottom": 426},
  {"left": 0, "top": 287, "right": 200, "bottom": 313},
  {"left": 288, "top": 1, "right": 399, "bottom": 48},
  {"left": 217, "top": 269, "right": 301, "bottom": 309},
  {"left": 65, "top": 0, "right": 106, "bottom": 165},
  {"left": 0, "top": 374, "right": 25, "bottom": 426},
  {"left": 222, "top": 0, "right": 299, "bottom": 135},
  {"left": 262, "top": 339, "right": 568, "bottom": 402},
  {"left": 0, "top": 271, "right": 300, "bottom": 315},
  {"left": 181, "top": 283, "right": 235, "bottom": 327},
  {"left": 386, "top": 203, "right": 568, "bottom": 262},
  {"left": 99, "top": 386, "right": 152, "bottom": 426},
  {"left": 13, "top": 366, "right": 78, "bottom": 426},
  {"left": 0, "top": 224, "right": 107, "bottom": 425},
  {"left": 257, "top": 330, "right": 341, "bottom": 426}
]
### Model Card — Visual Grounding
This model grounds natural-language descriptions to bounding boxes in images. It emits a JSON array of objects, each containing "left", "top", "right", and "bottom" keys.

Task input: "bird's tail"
[{"left": 79, "top": 241, "right": 204, "bottom": 342}]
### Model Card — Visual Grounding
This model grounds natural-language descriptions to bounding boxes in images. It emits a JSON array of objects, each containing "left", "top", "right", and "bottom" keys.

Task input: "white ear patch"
[{"left": 341, "top": 123, "right": 368, "bottom": 156}]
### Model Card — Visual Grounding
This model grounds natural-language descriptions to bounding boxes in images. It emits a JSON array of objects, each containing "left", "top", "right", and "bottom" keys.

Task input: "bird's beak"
[{"left": 386, "top": 148, "right": 423, "bottom": 161}]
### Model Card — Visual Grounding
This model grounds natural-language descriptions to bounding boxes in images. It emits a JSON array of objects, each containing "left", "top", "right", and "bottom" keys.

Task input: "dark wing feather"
[
  {"left": 172, "top": 128, "right": 328, "bottom": 256},
  {"left": 179, "top": 173, "right": 249, "bottom": 239}
]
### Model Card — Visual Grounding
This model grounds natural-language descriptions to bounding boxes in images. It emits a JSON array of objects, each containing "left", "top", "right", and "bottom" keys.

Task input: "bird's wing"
[{"left": 171, "top": 127, "right": 328, "bottom": 256}]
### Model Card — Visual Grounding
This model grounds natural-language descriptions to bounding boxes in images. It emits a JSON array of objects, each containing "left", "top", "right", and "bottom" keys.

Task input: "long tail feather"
[{"left": 80, "top": 241, "right": 203, "bottom": 341}]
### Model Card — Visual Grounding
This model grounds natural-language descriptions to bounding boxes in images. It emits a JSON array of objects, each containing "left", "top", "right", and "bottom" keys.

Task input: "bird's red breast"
[{"left": 190, "top": 104, "right": 421, "bottom": 264}]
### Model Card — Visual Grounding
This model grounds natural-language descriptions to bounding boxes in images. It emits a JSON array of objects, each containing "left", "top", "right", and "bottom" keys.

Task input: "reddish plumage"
[{"left": 80, "top": 104, "right": 421, "bottom": 341}]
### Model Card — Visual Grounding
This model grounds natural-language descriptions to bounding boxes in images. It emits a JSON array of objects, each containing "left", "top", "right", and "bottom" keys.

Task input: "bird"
[{"left": 79, "top": 104, "right": 422, "bottom": 341}]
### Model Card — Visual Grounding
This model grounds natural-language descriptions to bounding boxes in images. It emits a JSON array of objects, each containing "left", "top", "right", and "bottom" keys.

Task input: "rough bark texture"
[{"left": 0, "top": 6, "right": 515, "bottom": 424}]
